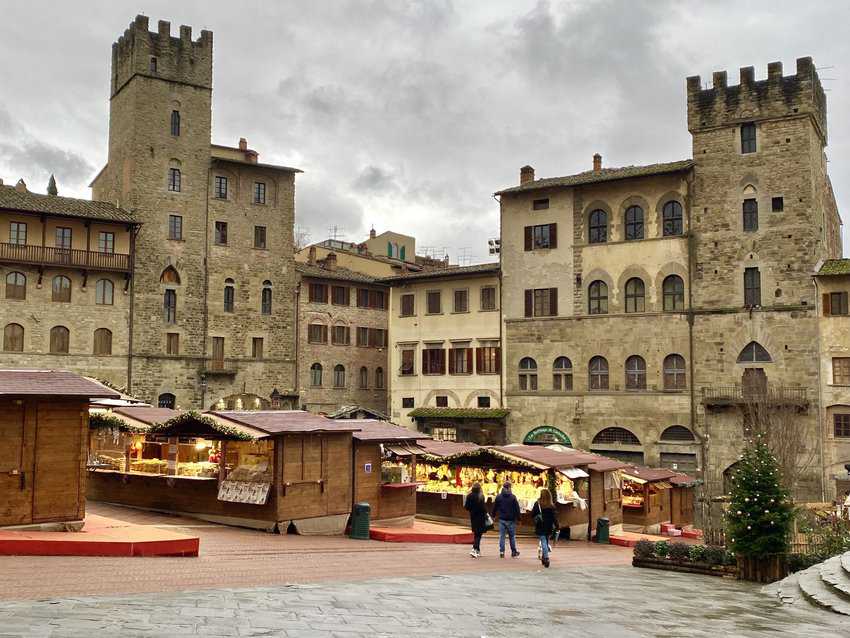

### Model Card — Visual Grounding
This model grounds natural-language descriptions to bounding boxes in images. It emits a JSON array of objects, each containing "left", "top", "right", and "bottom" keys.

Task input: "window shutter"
[
  {"left": 476, "top": 347, "right": 483, "bottom": 373},
  {"left": 524, "top": 226, "right": 533, "bottom": 251},
  {"left": 448, "top": 350, "right": 456, "bottom": 375},
  {"left": 524, "top": 289, "right": 533, "bottom": 317},
  {"left": 494, "top": 347, "right": 502, "bottom": 373},
  {"left": 422, "top": 351, "right": 428, "bottom": 375},
  {"left": 823, "top": 293, "right": 832, "bottom": 316},
  {"left": 439, "top": 349, "right": 446, "bottom": 375},
  {"left": 549, "top": 223, "right": 557, "bottom": 249},
  {"left": 466, "top": 348, "right": 473, "bottom": 373},
  {"left": 549, "top": 288, "right": 558, "bottom": 316}
]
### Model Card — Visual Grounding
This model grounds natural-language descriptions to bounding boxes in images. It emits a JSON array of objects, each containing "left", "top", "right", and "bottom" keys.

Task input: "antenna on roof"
[
  {"left": 457, "top": 247, "right": 471, "bottom": 266},
  {"left": 327, "top": 225, "right": 343, "bottom": 241}
]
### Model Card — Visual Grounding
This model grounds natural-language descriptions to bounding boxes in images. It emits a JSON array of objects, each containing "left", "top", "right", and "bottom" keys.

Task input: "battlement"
[
  {"left": 110, "top": 15, "right": 212, "bottom": 97},
  {"left": 686, "top": 57, "right": 826, "bottom": 142}
]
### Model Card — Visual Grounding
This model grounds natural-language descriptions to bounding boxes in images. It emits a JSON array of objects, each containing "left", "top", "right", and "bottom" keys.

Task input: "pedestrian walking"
[
  {"left": 463, "top": 482, "right": 490, "bottom": 558},
  {"left": 531, "top": 488, "right": 559, "bottom": 568},
  {"left": 492, "top": 481, "right": 521, "bottom": 558}
]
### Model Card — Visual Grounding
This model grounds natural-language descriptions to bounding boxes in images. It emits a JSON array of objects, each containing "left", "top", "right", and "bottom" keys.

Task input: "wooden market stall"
[
  {"left": 621, "top": 465, "right": 697, "bottom": 533},
  {"left": 87, "top": 410, "right": 360, "bottom": 534},
  {"left": 0, "top": 370, "right": 119, "bottom": 530}
]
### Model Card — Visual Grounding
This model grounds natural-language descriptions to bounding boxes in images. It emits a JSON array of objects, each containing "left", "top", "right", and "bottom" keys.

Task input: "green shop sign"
[{"left": 523, "top": 426, "right": 572, "bottom": 446}]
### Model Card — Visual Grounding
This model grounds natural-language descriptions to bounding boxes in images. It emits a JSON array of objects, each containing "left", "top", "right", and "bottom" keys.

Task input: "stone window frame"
[
  {"left": 740, "top": 122, "right": 757, "bottom": 154},
  {"left": 95, "top": 278, "right": 114, "bottom": 306},
  {"left": 452, "top": 287, "right": 469, "bottom": 314},
  {"left": 624, "top": 355, "right": 647, "bottom": 390},
  {"left": 518, "top": 356, "right": 538, "bottom": 391},
  {"left": 624, "top": 277, "right": 645, "bottom": 313},
  {"left": 3, "top": 323, "right": 24, "bottom": 352},
  {"left": 223, "top": 278, "right": 236, "bottom": 313},
  {"left": 359, "top": 366, "right": 369, "bottom": 389},
  {"left": 51, "top": 275, "right": 71, "bottom": 303},
  {"left": 309, "top": 363, "right": 323, "bottom": 387},
  {"left": 552, "top": 356, "right": 573, "bottom": 391},
  {"left": 624, "top": 205, "right": 645, "bottom": 241},
  {"left": 588, "top": 280, "right": 608, "bottom": 315},
  {"left": 49, "top": 325, "right": 70, "bottom": 354},
  {"left": 5, "top": 271, "right": 26, "bottom": 300},
  {"left": 93, "top": 328, "right": 112, "bottom": 356},
  {"left": 659, "top": 197, "right": 685, "bottom": 237},
  {"left": 663, "top": 354, "right": 687, "bottom": 390},
  {"left": 588, "top": 356, "right": 609, "bottom": 390},
  {"left": 261, "top": 281, "right": 273, "bottom": 315},
  {"left": 307, "top": 322, "right": 328, "bottom": 345},
  {"left": 588, "top": 208, "right": 609, "bottom": 244},
  {"left": 662, "top": 274, "right": 685, "bottom": 312},
  {"left": 333, "top": 364, "right": 346, "bottom": 388}
]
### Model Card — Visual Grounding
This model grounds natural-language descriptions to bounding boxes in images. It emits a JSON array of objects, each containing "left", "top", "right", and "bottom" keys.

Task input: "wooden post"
[
  {"left": 167, "top": 436, "right": 179, "bottom": 476},
  {"left": 218, "top": 440, "right": 228, "bottom": 486}
]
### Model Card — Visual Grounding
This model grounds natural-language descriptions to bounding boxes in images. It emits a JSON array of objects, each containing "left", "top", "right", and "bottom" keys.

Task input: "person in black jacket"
[
  {"left": 531, "top": 488, "right": 559, "bottom": 568},
  {"left": 491, "top": 481, "right": 521, "bottom": 558},
  {"left": 463, "top": 482, "right": 488, "bottom": 557}
]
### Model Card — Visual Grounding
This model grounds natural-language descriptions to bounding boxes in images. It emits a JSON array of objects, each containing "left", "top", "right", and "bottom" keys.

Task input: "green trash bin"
[
  {"left": 350, "top": 502, "right": 371, "bottom": 540},
  {"left": 596, "top": 517, "right": 610, "bottom": 544}
]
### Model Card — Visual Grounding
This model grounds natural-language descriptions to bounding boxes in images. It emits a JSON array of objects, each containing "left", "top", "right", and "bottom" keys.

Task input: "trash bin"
[
  {"left": 350, "top": 502, "right": 371, "bottom": 540},
  {"left": 595, "top": 517, "right": 610, "bottom": 544}
]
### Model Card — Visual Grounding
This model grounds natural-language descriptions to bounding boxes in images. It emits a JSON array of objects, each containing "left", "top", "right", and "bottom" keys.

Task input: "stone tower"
[{"left": 686, "top": 58, "right": 842, "bottom": 500}]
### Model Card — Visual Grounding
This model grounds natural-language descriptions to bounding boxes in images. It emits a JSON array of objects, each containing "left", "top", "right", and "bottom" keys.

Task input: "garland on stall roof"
[
  {"left": 89, "top": 412, "right": 146, "bottom": 433},
  {"left": 148, "top": 410, "right": 256, "bottom": 441},
  {"left": 429, "top": 447, "right": 544, "bottom": 471}
]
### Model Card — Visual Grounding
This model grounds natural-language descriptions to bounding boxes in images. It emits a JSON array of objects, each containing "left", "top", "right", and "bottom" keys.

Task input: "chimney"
[
  {"left": 520, "top": 165, "right": 535, "bottom": 185},
  {"left": 593, "top": 153, "right": 602, "bottom": 172},
  {"left": 14, "top": 178, "right": 27, "bottom": 193},
  {"left": 47, "top": 174, "right": 58, "bottom": 196},
  {"left": 238, "top": 137, "right": 248, "bottom": 151},
  {"left": 307, "top": 245, "right": 317, "bottom": 264},
  {"left": 323, "top": 252, "right": 337, "bottom": 271}
]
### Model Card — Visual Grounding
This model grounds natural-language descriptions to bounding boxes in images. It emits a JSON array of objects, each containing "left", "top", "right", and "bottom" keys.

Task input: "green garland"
[
  {"left": 89, "top": 412, "right": 146, "bottom": 433},
  {"left": 148, "top": 411, "right": 256, "bottom": 441},
  {"left": 424, "top": 447, "right": 545, "bottom": 471}
]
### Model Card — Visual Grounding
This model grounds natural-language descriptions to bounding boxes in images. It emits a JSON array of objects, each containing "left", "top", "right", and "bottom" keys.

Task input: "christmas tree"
[{"left": 726, "top": 434, "right": 793, "bottom": 559}]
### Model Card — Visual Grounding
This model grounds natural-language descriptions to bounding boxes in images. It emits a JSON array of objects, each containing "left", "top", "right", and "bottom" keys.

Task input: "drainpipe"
[{"left": 201, "top": 166, "right": 211, "bottom": 410}]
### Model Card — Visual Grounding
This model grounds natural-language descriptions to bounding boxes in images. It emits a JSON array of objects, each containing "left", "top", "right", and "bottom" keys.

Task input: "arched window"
[
  {"left": 592, "top": 427, "right": 641, "bottom": 445},
  {"left": 589, "top": 209, "right": 607, "bottom": 243},
  {"left": 737, "top": 341, "right": 771, "bottom": 363},
  {"left": 660, "top": 425, "right": 695, "bottom": 442},
  {"left": 625, "top": 205, "right": 644, "bottom": 240},
  {"left": 261, "top": 281, "right": 272, "bottom": 315},
  {"left": 158, "top": 393, "right": 176, "bottom": 409},
  {"left": 160, "top": 266, "right": 181, "bottom": 284},
  {"left": 52, "top": 275, "right": 71, "bottom": 302},
  {"left": 553, "top": 356, "right": 573, "bottom": 391},
  {"left": 624, "top": 278, "right": 645, "bottom": 313},
  {"left": 95, "top": 279, "right": 114, "bottom": 305},
  {"left": 589, "top": 356, "right": 609, "bottom": 390},
  {"left": 662, "top": 275, "right": 684, "bottom": 311},
  {"left": 49, "top": 326, "right": 69, "bottom": 354},
  {"left": 310, "top": 363, "right": 323, "bottom": 387},
  {"left": 168, "top": 167, "right": 181, "bottom": 192},
  {"left": 333, "top": 364, "right": 346, "bottom": 388},
  {"left": 5, "top": 272, "right": 25, "bottom": 300},
  {"left": 375, "top": 367, "right": 385, "bottom": 389},
  {"left": 663, "top": 201, "right": 683, "bottom": 236},
  {"left": 3, "top": 323, "right": 23, "bottom": 352},
  {"left": 518, "top": 357, "right": 538, "bottom": 391},
  {"left": 625, "top": 355, "right": 647, "bottom": 390},
  {"left": 93, "top": 328, "right": 112, "bottom": 355},
  {"left": 663, "top": 354, "right": 687, "bottom": 389},
  {"left": 359, "top": 366, "right": 368, "bottom": 389},
  {"left": 164, "top": 289, "right": 177, "bottom": 323},
  {"left": 224, "top": 278, "right": 235, "bottom": 313},
  {"left": 588, "top": 280, "right": 608, "bottom": 314},
  {"left": 171, "top": 110, "right": 180, "bottom": 136}
]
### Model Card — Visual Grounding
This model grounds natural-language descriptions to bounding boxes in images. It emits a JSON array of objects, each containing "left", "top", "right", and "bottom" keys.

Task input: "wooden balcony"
[
  {"left": 202, "top": 360, "right": 237, "bottom": 376},
  {"left": 0, "top": 242, "right": 131, "bottom": 273},
  {"left": 701, "top": 385, "right": 808, "bottom": 407}
]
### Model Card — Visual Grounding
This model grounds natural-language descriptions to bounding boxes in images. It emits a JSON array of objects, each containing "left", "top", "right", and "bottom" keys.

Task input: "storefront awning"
[
  {"left": 559, "top": 467, "right": 589, "bottom": 479},
  {"left": 385, "top": 442, "right": 427, "bottom": 457}
]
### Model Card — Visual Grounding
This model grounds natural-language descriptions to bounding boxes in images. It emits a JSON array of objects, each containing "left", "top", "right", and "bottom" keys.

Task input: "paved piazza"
[{"left": 0, "top": 505, "right": 844, "bottom": 637}]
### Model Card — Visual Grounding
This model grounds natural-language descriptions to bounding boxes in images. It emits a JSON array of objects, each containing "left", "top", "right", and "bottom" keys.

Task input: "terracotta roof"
[
  {"left": 381, "top": 262, "right": 500, "bottom": 283},
  {"left": 417, "top": 440, "right": 481, "bottom": 457},
  {"left": 208, "top": 410, "right": 361, "bottom": 435},
  {"left": 296, "top": 262, "right": 382, "bottom": 285},
  {"left": 326, "top": 405, "right": 389, "bottom": 420},
  {"left": 819, "top": 259, "right": 850, "bottom": 276},
  {"left": 0, "top": 185, "right": 136, "bottom": 224},
  {"left": 0, "top": 370, "right": 120, "bottom": 398},
  {"left": 495, "top": 159, "right": 694, "bottom": 195},
  {"left": 210, "top": 155, "right": 302, "bottom": 173},
  {"left": 622, "top": 465, "right": 680, "bottom": 482},
  {"left": 346, "top": 419, "right": 430, "bottom": 442},
  {"left": 113, "top": 406, "right": 180, "bottom": 425},
  {"left": 587, "top": 457, "right": 631, "bottom": 472}
]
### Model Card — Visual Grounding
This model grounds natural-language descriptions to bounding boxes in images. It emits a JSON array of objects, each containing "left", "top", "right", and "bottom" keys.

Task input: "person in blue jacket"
[
  {"left": 531, "top": 488, "right": 559, "bottom": 568},
  {"left": 491, "top": 481, "right": 521, "bottom": 558}
]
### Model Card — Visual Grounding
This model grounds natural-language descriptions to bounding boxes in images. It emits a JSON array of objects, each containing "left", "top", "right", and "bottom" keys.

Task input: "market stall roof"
[
  {"left": 149, "top": 412, "right": 266, "bottom": 441},
  {"left": 326, "top": 405, "right": 390, "bottom": 421},
  {"left": 347, "top": 419, "right": 430, "bottom": 443},
  {"left": 417, "top": 440, "right": 481, "bottom": 458},
  {"left": 586, "top": 457, "right": 632, "bottom": 472},
  {"left": 0, "top": 370, "right": 120, "bottom": 398},
  {"left": 207, "top": 410, "right": 362, "bottom": 435},
  {"left": 622, "top": 465, "right": 696, "bottom": 486},
  {"left": 406, "top": 407, "right": 510, "bottom": 419},
  {"left": 493, "top": 445, "right": 599, "bottom": 470},
  {"left": 113, "top": 406, "right": 180, "bottom": 426}
]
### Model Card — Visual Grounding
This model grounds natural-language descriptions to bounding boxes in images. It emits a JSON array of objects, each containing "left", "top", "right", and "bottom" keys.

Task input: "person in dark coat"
[
  {"left": 491, "top": 481, "right": 521, "bottom": 558},
  {"left": 463, "top": 482, "right": 488, "bottom": 557},
  {"left": 531, "top": 488, "right": 559, "bottom": 568}
]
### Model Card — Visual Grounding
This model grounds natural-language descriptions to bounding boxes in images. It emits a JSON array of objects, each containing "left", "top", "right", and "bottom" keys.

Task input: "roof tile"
[
  {"left": 819, "top": 259, "right": 850, "bottom": 276},
  {"left": 0, "top": 370, "right": 120, "bottom": 398},
  {"left": 0, "top": 185, "right": 136, "bottom": 224}
]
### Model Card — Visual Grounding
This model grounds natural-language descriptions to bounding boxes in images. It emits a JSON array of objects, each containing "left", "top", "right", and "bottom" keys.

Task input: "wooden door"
[
  {"left": 0, "top": 401, "right": 31, "bottom": 526},
  {"left": 212, "top": 337, "right": 225, "bottom": 370},
  {"left": 32, "top": 401, "right": 83, "bottom": 522},
  {"left": 742, "top": 368, "right": 767, "bottom": 397}
]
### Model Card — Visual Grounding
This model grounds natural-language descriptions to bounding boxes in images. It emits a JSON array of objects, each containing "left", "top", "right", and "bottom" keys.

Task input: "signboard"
[
  {"left": 523, "top": 425, "right": 572, "bottom": 446},
  {"left": 217, "top": 480, "right": 271, "bottom": 505},
  {"left": 364, "top": 463, "right": 372, "bottom": 474}
]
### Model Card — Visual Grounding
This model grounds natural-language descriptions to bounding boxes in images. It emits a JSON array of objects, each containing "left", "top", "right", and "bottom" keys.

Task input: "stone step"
[
  {"left": 820, "top": 556, "right": 850, "bottom": 601},
  {"left": 840, "top": 551, "right": 850, "bottom": 577},
  {"left": 797, "top": 567, "right": 850, "bottom": 616},
  {"left": 764, "top": 573, "right": 802, "bottom": 606}
]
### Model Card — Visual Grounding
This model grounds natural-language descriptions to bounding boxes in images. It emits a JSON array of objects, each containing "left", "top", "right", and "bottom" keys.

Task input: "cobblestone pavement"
[{"left": 0, "top": 565, "right": 845, "bottom": 637}]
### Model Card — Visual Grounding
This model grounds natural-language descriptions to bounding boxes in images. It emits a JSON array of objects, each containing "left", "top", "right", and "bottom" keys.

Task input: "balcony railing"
[
  {"left": 0, "top": 242, "right": 131, "bottom": 272},
  {"left": 701, "top": 385, "right": 808, "bottom": 406}
]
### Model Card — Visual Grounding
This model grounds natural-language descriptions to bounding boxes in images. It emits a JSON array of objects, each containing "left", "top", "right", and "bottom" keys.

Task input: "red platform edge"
[
  {"left": 0, "top": 536, "right": 199, "bottom": 557},
  {"left": 369, "top": 528, "right": 473, "bottom": 544}
]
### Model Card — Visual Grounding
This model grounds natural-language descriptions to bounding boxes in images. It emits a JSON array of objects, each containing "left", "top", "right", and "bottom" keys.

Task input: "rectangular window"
[
  {"left": 214, "top": 176, "right": 228, "bottom": 199},
  {"left": 369, "top": 289, "right": 387, "bottom": 309},
  {"left": 168, "top": 168, "right": 181, "bottom": 192},
  {"left": 254, "top": 182, "right": 266, "bottom": 204},
  {"left": 772, "top": 196, "right": 784, "bottom": 212},
  {"left": 426, "top": 291, "right": 441, "bottom": 314},
  {"left": 357, "top": 288, "right": 369, "bottom": 308},
  {"left": 532, "top": 198, "right": 549, "bottom": 210},
  {"left": 835, "top": 414, "right": 850, "bottom": 438},
  {"left": 435, "top": 396, "right": 448, "bottom": 408},
  {"left": 214, "top": 221, "right": 228, "bottom": 245},
  {"left": 741, "top": 122, "right": 756, "bottom": 154},
  {"left": 308, "top": 283, "right": 327, "bottom": 303},
  {"left": 525, "top": 288, "right": 557, "bottom": 317},
  {"left": 253, "top": 226, "right": 267, "bottom": 249},
  {"left": 9, "top": 222, "right": 26, "bottom": 245},
  {"left": 331, "top": 285, "right": 350, "bottom": 306},
  {"left": 402, "top": 397, "right": 414, "bottom": 409},
  {"left": 524, "top": 223, "right": 557, "bottom": 250},
  {"left": 400, "top": 349, "right": 415, "bottom": 376},
  {"left": 356, "top": 326, "right": 369, "bottom": 347},
  {"left": 448, "top": 347, "right": 471, "bottom": 374},
  {"left": 743, "top": 199, "right": 758, "bottom": 232},
  {"left": 476, "top": 346, "right": 501, "bottom": 374},
  {"left": 368, "top": 328, "right": 387, "bottom": 348},
  {"left": 829, "top": 292, "right": 849, "bottom": 316},
  {"left": 744, "top": 267, "right": 761, "bottom": 307},
  {"left": 98, "top": 232, "right": 115, "bottom": 254},
  {"left": 55, "top": 227, "right": 72, "bottom": 250},
  {"left": 211, "top": 337, "right": 225, "bottom": 368},
  {"left": 834, "top": 358, "right": 850, "bottom": 385},
  {"left": 168, "top": 215, "right": 183, "bottom": 240},
  {"left": 432, "top": 427, "right": 456, "bottom": 442},
  {"left": 453, "top": 289, "right": 468, "bottom": 313},
  {"left": 170, "top": 110, "right": 180, "bottom": 136},
  {"left": 422, "top": 348, "right": 446, "bottom": 375},
  {"left": 480, "top": 286, "right": 496, "bottom": 311},
  {"left": 164, "top": 289, "right": 177, "bottom": 323},
  {"left": 477, "top": 396, "right": 491, "bottom": 408},
  {"left": 332, "top": 325, "right": 350, "bottom": 345},
  {"left": 308, "top": 324, "right": 328, "bottom": 344},
  {"left": 252, "top": 337, "right": 264, "bottom": 359},
  {"left": 166, "top": 332, "right": 179, "bottom": 355},
  {"left": 400, "top": 293, "right": 415, "bottom": 317}
]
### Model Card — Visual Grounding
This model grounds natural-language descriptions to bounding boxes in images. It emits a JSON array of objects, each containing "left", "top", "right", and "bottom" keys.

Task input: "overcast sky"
[{"left": 0, "top": 0, "right": 847, "bottom": 262}]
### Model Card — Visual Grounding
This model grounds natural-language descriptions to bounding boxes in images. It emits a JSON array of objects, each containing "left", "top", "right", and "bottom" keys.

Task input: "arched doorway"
[
  {"left": 523, "top": 426, "right": 572, "bottom": 446},
  {"left": 737, "top": 342, "right": 771, "bottom": 397}
]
